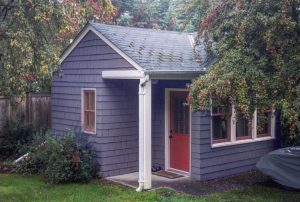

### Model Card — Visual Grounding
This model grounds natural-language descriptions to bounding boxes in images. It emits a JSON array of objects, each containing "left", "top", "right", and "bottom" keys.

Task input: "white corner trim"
[
  {"left": 102, "top": 70, "right": 144, "bottom": 79},
  {"left": 60, "top": 24, "right": 144, "bottom": 72},
  {"left": 188, "top": 35, "right": 195, "bottom": 48},
  {"left": 81, "top": 88, "right": 97, "bottom": 135},
  {"left": 270, "top": 109, "right": 276, "bottom": 138}
]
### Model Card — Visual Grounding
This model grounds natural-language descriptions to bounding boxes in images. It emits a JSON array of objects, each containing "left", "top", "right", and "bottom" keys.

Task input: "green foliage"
[
  {"left": 0, "top": 118, "right": 34, "bottom": 158},
  {"left": 189, "top": 0, "right": 300, "bottom": 145},
  {"left": 0, "top": 0, "right": 115, "bottom": 96},
  {"left": 117, "top": 11, "right": 133, "bottom": 26},
  {"left": 112, "top": 0, "right": 198, "bottom": 31},
  {"left": 16, "top": 131, "right": 98, "bottom": 184}
]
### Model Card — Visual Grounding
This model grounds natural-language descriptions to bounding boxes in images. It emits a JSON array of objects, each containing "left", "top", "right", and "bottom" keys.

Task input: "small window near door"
[
  {"left": 82, "top": 89, "right": 96, "bottom": 133},
  {"left": 173, "top": 96, "right": 190, "bottom": 134},
  {"left": 236, "top": 116, "right": 252, "bottom": 140},
  {"left": 212, "top": 107, "right": 231, "bottom": 143},
  {"left": 257, "top": 109, "right": 272, "bottom": 137}
]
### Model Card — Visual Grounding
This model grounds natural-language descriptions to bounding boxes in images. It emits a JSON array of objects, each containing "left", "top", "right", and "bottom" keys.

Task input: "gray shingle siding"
[
  {"left": 191, "top": 110, "right": 277, "bottom": 181},
  {"left": 51, "top": 31, "right": 138, "bottom": 177}
]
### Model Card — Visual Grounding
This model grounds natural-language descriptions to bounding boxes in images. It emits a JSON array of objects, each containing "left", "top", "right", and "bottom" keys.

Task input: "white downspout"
[{"left": 136, "top": 75, "right": 150, "bottom": 192}]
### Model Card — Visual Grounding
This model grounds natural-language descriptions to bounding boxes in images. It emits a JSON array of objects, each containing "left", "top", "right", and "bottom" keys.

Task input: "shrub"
[
  {"left": 0, "top": 119, "right": 35, "bottom": 159},
  {"left": 16, "top": 131, "right": 98, "bottom": 184}
]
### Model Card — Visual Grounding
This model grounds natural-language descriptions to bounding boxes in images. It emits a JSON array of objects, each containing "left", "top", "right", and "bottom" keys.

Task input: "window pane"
[
  {"left": 84, "top": 92, "right": 89, "bottom": 110},
  {"left": 174, "top": 97, "right": 179, "bottom": 133},
  {"left": 173, "top": 95, "right": 189, "bottom": 134},
  {"left": 257, "top": 111, "right": 271, "bottom": 136},
  {"left": 184, "top": 105, "right": 189, "bottom": 133},
  {"left": 89, "top": 112, "right": 95, "bottom": 131},
  {"left": 90, "top": 92, "right": 95, "bottom": 110},
  {"left": 212, "top": 115, "right": 228, "bottom": 140},
  {"left": 85, "top": 111, "right": 89, "bottom": 129},
  {"left": 236, "top": 117, "right": 251, "bottom": 138}
]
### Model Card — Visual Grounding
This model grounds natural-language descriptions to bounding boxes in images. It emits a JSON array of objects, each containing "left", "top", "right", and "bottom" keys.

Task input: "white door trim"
[{"left": 164, "top": 88, "right": 191, "bottom": 176}]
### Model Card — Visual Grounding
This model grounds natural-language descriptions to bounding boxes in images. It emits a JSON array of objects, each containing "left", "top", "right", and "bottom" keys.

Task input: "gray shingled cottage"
[{"left": 52, "top": 22, "right": 278, "bottom": 190}]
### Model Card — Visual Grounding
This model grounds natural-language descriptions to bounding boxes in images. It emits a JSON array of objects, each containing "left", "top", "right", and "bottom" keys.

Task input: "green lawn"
[{"left": 0, "top": 174, "right": 299, "bottom": 202}]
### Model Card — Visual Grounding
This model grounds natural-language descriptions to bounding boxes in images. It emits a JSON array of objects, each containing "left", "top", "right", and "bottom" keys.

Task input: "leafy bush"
[
  {"left": 16, "top": 131, "right": 98, "bottom": 184},
  {"left": 0, "top": 119, "right": 35, "bottom": 158}
]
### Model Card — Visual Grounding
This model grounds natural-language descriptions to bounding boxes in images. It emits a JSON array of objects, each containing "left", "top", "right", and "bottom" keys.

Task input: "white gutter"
[
  {"left": 136, "top": 75, "right": 150, "bottom": 192},
  {"left": 144, "top": 69, "right": 207, "bottom": 74}
]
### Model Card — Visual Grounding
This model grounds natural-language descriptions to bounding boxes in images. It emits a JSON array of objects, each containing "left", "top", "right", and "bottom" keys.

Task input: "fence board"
[{"left": 0, "top": 93, "right": 51, "bottom": 142}]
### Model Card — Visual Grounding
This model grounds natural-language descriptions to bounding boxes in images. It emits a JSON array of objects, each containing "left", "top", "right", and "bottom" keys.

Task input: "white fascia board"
[
  {"left": 146, "top": 70, "right": 205, "bottom": 80},
  {"left": 102, "top": 70, "right": 144, "bottom": 79},
  {"left": 89, "top": 26, "right": 144, "bottom": 72},
  {"left": 60, "top": 25, "right": 91, "bottom": 64},
  {"left": 59, "top": 24, "right": 144, "bottom": 72}
]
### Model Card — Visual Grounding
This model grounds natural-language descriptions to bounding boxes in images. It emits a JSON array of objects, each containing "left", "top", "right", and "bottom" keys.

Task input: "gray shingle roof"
[{"left": 90, "top": 22, "right": 210, "bottom": 72}]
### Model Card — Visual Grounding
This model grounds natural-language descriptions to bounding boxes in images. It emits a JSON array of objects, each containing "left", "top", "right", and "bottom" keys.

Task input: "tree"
[
  {"left": 117, "top": 11, "right": 133, "bottom": 26},
  {"left": 188, "top": 0, "right": 300, "bottom": 145},
  {"left": 0, "top": 0, "right": 115, "bottom": 96},
  {"left": 112, "top": 0, "right": 198, "bottom": 31}
]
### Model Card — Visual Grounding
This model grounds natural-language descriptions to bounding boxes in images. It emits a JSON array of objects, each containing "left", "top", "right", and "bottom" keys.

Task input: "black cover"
[{"left": 256, "top": 147, "right": 300, "bottom": 189}]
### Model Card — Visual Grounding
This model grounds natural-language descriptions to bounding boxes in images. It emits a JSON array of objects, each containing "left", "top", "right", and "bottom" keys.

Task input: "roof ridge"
[{"left": 89, "top": 21, "right": 196, "bottom": 36}]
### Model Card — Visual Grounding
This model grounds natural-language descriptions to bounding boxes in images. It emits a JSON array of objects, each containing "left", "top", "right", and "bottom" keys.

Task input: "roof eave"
[{"left": 144, "top": 69, "right": 206, "bottom": 80}]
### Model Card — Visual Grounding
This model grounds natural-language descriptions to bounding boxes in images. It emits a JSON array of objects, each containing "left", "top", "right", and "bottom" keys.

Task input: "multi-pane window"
[
  {"left": 212, "top": 107, "right": 231, "bottom": 143},
  {"left": 173, "top": 95, "right": 189, "bottom": 134},
  {"left": 211, "top": 105, "right": 275, "bottom": 146},
  {"left": 83, "top": 90, "right": 96, "bottom": 133},
  {"left": 257, "top": 109, "right": 272, "bottom": 137}
]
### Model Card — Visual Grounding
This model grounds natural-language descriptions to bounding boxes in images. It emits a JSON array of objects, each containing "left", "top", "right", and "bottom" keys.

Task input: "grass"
[{"left": 0, "top": 174, "right": 299, "bottom": 202}]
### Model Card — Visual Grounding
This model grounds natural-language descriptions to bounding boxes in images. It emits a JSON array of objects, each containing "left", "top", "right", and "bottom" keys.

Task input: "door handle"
[{"left": 169, "top": 129, "right": 173, "bottom": 139}]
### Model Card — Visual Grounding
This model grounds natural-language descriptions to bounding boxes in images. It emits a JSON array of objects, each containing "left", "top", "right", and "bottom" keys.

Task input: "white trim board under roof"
[
  {"left": 102, "top": 70, "right": 144, "bottom": 79},
  {"left": 102, "top": 69, "right": 204, "bottom": 80}
]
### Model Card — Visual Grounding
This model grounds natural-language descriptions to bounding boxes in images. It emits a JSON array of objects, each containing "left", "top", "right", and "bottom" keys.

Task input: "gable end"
[{"left": 60, "top": 24, "right": 144, "bottom": 72}]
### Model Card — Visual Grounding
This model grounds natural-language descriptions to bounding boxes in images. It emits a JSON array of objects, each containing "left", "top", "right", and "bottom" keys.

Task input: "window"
[
  {"left": 257, "top": 109, "right": 273, "bottom": 137},
  {"left": 173, "top": 96, "right": 190, "bottom": 134},
  {"left": 82, "top": 89, "right": 96, "bottom": 133},
  {"left": 212, "top": 107, "right": 231, "bottom": 143},
  {"left": 211, "top": 105, "right": 275, "bottom": 147}
]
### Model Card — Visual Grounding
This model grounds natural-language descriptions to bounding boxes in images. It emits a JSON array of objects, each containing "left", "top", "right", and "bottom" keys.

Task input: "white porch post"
[{"left": 136, "top": 76, "right": 152, "bottom": 191}]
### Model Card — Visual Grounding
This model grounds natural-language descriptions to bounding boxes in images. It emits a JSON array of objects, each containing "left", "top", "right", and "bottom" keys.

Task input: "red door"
[{"left": 169, "top": 91, "right": 190, "bottom": 173}]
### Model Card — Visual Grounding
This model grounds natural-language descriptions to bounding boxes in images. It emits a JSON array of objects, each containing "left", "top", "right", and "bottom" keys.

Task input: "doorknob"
[{"left": 169, "top": 129, "right": 173, "bottom": 139}]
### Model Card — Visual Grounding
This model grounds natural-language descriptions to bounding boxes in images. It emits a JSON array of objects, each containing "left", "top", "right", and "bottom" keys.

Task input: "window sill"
[
  {"left": 82, "top": 130, "right": 96, "bottom": 135},
  {"left": 211, "top": 136, "right": 275, "bottom": 148}
]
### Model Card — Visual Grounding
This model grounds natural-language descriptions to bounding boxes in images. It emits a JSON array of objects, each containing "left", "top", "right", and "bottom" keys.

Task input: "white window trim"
[
  {"left": 211, "top": 107, "right": 275, "bottom": 148},
  {"left": 81, "top": 88, "right": 97, "bottom": 135}
]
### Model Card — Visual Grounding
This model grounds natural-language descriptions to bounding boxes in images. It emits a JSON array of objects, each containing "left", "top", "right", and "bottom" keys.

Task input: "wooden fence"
[{"left": 0, "top": 93, "right": 51, "bottom": 142}]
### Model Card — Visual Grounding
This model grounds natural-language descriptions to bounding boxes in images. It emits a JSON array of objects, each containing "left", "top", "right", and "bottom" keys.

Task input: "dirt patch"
[
  {"left": 164, "top": 170, "right": 276, "bottom": 195},
  {"left": 0, "top": 164, "right": 13, "bottom": 174}
]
